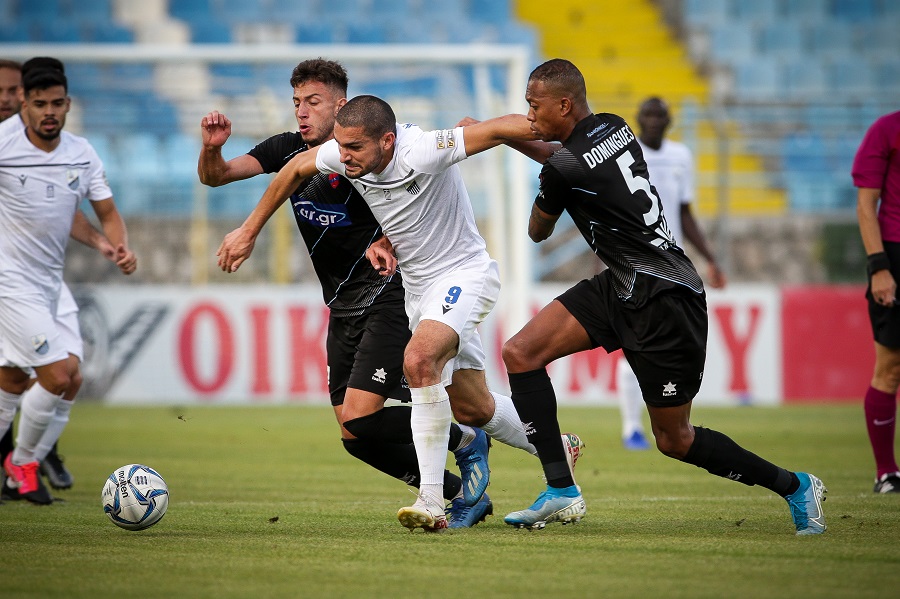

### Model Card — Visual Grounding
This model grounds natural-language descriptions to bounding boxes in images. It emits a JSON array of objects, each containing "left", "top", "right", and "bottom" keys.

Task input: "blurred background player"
[
  {"left": 0, "top": 57, "right": 136, "bottom": 500},
  {"left": 199, "top": 58, "right": 494, "bottom": 528},
  {"left": 616, "top": 97, "right": 726, "bottom": 451},
  {"left": 853, "top": 109, "right": 900, "bottom": 494},
  {"left": 0, "top": 67, "right": 135, "bottom": 504}
]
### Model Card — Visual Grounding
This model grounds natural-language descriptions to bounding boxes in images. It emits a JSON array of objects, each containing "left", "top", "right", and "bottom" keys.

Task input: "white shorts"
[
  {"left": 405, "top": 259, "right": 500, "bottom": 385},
  {"left": 0, "top": 284, "right": 82, "bottom": 369}
]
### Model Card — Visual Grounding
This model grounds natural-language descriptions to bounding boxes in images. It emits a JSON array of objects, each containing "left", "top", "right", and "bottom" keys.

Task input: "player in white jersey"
[
  {"left": 218, "top": 95, "right": 557, "bottom": 531},
  {"left": 0, "top": 68, "right": 135, "bottom": 503},
  {"left": 616, "top": 97, "right": 727, "bottom": 451}
]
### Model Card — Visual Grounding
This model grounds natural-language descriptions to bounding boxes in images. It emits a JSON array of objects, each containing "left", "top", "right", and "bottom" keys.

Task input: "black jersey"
[
  {"left": 536, "top": 113, "right": 704, "bottom": 306},
  {"left": 248, "top": 132, "right": 403, "bottom": 317}
]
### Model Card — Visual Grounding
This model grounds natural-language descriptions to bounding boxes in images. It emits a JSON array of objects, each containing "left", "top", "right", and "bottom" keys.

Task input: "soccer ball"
[{"left": 101, "top": 464, "right": 169, "bottom": 531}]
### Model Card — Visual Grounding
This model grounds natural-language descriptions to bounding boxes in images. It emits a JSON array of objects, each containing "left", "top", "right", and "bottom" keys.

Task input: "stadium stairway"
[{"left": 514, "top": 0, "right": 787, "bottom": 217}]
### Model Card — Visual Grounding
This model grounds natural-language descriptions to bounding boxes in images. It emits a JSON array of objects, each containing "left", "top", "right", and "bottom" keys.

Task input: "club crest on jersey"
[
  {"left": 406, "top": 180, "right": 420, "bottom": 195},
  {"left": 328, "top": 173, "right": 340, "bottom": 189},
  {"left": 18, "top": 174, "right": 26, "bottom": 186},
  {"left": 46, "top": 185, "right": 54, "bottom": 198},
  {"left": 31, "top": 334, "right": 49, "bottom": 355},
  {"left": 372, "top": 368, "right": 387, "bottom": 384},
  {"left": 66, "top": 169, "right": 80, "bottom": 189}
]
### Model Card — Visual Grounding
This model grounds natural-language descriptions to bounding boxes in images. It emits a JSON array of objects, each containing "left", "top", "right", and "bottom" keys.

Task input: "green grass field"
[{"left": 1, "top": 403, "right": 897, "bottom": 598}]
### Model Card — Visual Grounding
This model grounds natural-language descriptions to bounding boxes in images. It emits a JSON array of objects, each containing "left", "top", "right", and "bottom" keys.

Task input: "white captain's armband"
[{"left": 435, "top": 129, "right": 455, "bottom": 150}]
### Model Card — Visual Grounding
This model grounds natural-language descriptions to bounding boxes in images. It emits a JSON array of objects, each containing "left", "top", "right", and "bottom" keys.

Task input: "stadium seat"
[
  {"left": 346, "top": 23, "right": 388, "bottom": 44},
  {"left": 0, "top": 22, "right": 31, "bottom": 42},
  {"left": 830, "top": 0, "right": 877, "bottom": 21},
  {"left": 169, "top": 0, "right": 215, "bottom": 22},
  {"left": 826, "top": 59, "right": 876, "bottom": 100},
  {"left": 29, "top": 20, "right": 81, "bottom": 42},
  {"left": 709, "top": 24, "right": 757, "bottom": 63},
  {"left": 79, "top": 22, "right": 135, "bottom": 43},
  {"left": 781, "top": 0, "right": 828, "bottom": 19},
  {"left": 190, "top": 20, "right": 234, "bottom": 43},
  {"left": 757, "top": 22, "right": 806, "bottom": 56},
  {"left": 806, "top": 21, "right": 857, "bottom": 57},
  {"left": 732, "top": 58, "right": 780, "bottom": 101},
  {"left": 295, "top": 23, "right": 334, "bottom": 44},
  {"left": 782, "top": 61, "right": 827, "bottom": 100},
  {"left": 781, "top": 132, "right": 830, "bottom": 178},
  {"left": 469, "top": 0, "right": 511, "bottom": 23},
  {"left": 17, "top": 0, "right": 61, "bottom": 20},
  {"left": 731, "top": 0, "right": 778, "bottom": 21},
  {"left": 682, "top": 0, "right": 730, "bottom": 27}
]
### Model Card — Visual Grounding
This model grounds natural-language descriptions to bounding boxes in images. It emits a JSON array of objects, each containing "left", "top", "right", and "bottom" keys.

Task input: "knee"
[
  {"left": 39, "top": 372, "right": 72, "bottom": 396},
  {"left": 403, "top": 348, "right": 441, "bottom": 387},
  {"left": 502, "top": 337, "right": 536, "bottom": 373},
  {"left": 874, "top": 361, "right": 900, "bottom": 391},
  {"left": 653, "top": 428, "right": 693, "bottom": 460},
  {"left": 65, "top": 370, "right": 83, "bottom": 400}
]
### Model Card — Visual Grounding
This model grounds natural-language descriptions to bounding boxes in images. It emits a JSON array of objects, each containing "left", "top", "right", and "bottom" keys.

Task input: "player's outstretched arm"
[
  {"left": 457, "top": 116, "right": 559, "bottom": 163},
  {"left": 217, "top": 147, "right": 321, "bottom": 273},
  {"left": 458, "top": 114, "right": 537, "bottom": 157},
  {"left": 198, "top": 110, "right": 265, "bottom": 186}
]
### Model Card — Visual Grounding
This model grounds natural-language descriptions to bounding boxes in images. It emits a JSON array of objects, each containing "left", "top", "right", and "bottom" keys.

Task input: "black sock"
[
  {"left": 341, "top": 438, "right": 462, "bottom": 500},
  {"left": 508, "top": 369, "right": 573, "bottom": 488},
  {"left": 682, "top": 426, "right": 798, "bottom": 495},
  {"left": 0, "top": 427, "right": 13, "bottom": 462}
]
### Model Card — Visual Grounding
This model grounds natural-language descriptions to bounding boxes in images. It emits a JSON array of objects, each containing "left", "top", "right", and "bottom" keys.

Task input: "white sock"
[
  {"left": 34, "top": 399, "right": 73, "bottom": 463},
  {"left": 410, "top": 383, "right": 451, "bottom": 507},
  {"left": 616, "top": 358, "right": 645, "bottom": 438},
  {"left": 481, "top": 392, "right": 537, "bottom": 456},
  {"left": 0, "top": 388, "right": 22, "bottom": 438},
  {"left": 13, "top": 383, "right": 62, "bottom": 464}
]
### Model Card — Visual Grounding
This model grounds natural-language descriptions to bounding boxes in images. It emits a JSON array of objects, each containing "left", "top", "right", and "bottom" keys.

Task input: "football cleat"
[
  {"left": 873, "top": 471, "right": 900, "bottom": 494},
  {"left": 622, "top": 430, "right": 651, "bottom": 451},
  {"left": 3, "top": 454, "right": 52, "bottom": 505},
  {"left": 398, "top": 495, "right": 448, "bottom": 532},
  {"left": 785, "top": 472, "right": 827, "bottom": 535},
  {"left": 40, "top": 443, "right": 73, "bottom": 490},
  {"left": 447, "top": 492, "right": 493, "bottom": 529},
  {"left": 504, "top": 485, "right": 585, "bottom": 530},
  {"left": 453, "top": 427, "right": 490, "bottom": 507}
]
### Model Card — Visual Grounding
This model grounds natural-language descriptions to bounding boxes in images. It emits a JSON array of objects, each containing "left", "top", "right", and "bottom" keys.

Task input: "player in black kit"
[
  {"left": 496, "top": 59, "right": 827, "bottom": 534},
  {"left": 199, "top": 59, "right": 492, "bottom": 528}
]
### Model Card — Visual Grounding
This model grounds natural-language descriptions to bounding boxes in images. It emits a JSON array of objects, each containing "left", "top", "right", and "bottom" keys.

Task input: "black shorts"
[
  {"left": 557, "top": 272, "right": 708, "bottom": 407},
  {"left": 326, "top": 300, "right": 411, "bottom": 406},
  {"left": 867, "top": 241, "right": 900, "bottom": 348}
]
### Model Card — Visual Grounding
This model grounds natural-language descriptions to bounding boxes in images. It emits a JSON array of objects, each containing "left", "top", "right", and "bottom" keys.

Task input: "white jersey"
[
  {"left": 0, "top": 130, "right": 112, "bottom": 299},
  {"left": 0, "top": 112, "right": 25, "bottom": 139},
  {"left": 316, "top": 124, "right": 490, "bottom": 296},
  {"left": 638, "top": 138, "right": 694, "bottom": 245}
]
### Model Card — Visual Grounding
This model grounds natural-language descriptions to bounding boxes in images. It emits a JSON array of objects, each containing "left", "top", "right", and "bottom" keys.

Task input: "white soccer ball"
[{"left": 101, "top": 464, "right": 169, "bottom": 531}]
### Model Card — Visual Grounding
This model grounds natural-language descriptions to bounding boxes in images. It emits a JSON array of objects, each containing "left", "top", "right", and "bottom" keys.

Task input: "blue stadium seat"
[
  {"left": 757, "top": 22, "right": 806, "bottom": 55},
  {"left": 709, "top": 23, "right": 757, "bottom": 63},
  {"left": 190, "top": 21, "right": 234, "bottom": 43},
  {"left": 807, "top": 21, "right": 857, "bottom": 57},
  {"left": 781, "top": 132, "right": 830, "bottom": 177},
  {"left": 731, "top": 0, "right": 778, "bottom": 21},
  {"left": 80, "top": 22, "right": 135, "bottom": 43},
  {"left": 18, "top": 0, "right": 61, "bottom": 20},
  {"left": 826, "top": 59, "right": 876, "bottom": 99},
  {"left": 217, "top": 0, "right": 267, "bottom": 24},
  {"left": 66, "top": 0, "right": 112, "bottom": 21},
  {"left": 468, "top": 0, "right": 511, "bottom": 23},
  {"left": 0, "top": 22, "right": 30, "bottom": 42},
  {"left": 683, "top": 0, "right": 730, "bottom": 26},
  {"left": 782, "top": 61, "right": 827, "bottom": 100},
  {"left": 346, "top": 23, "right": 387, "bottom": 44},
  {"left": 831, "top": 0, "right": 877, "bottom": 21},
  {"left": 32, "top": 21, "right": 82, "bottom": 42},
  {"left": 169, "top": 0, "right": 215, "bottom": 22},
  {"left": 66, "top": 64, "right": 105, "bottom": 95},
  {"left": 873, "top": 57, "right": 900, "bottom": 97},
  {"left": 781, "top": 0, "right": 828, "bottom": 19},
  {"left": 732, "top": 58, "right": 780, "bottom": 101},
  {"left": 295, "top": 23, "right": 334, "bottom": 44}
]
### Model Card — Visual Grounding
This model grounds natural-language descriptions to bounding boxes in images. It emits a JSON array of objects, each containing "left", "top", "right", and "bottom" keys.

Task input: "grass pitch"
[{"left": 0, "top": 403, "right": 897, "bottom": 598}]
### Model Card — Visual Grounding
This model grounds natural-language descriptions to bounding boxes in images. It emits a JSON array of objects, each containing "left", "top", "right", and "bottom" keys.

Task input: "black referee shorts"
[
  {"left": 326, "top": 299, "right": 411, "bottom": 406},
  {"left": 867, "top": 240, "right": 900, "bottom": 348},
  {"left": 556, "top": 272, "right": 708, "bottom": 407}
]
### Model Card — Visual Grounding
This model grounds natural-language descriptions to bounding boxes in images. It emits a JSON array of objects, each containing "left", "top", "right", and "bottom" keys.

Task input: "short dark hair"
[
  {"left": 22, "top": 56, "right": 64, "bottom": 77},
  {"left": 289, "top": 58, "right": 348, "bottom": 95},
  {"left": 335, "top": 95, "right": 395, "bottom": 140},
  {"left": 23, "top": 68, "right": 67, "bottom": 95},
  {"left": 0, "top": 59, "right": 22, "bottom": 73},
  {"left": 528, "top": 58, "right": 587, "bottom": 101}
]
